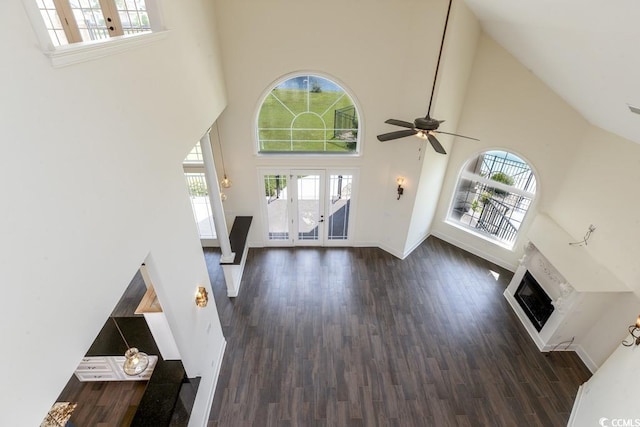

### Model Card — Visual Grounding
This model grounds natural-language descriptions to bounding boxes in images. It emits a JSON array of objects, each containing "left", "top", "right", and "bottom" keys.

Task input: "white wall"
[
  {"left": 547, "top": 126, "right": 640, "bottom": 294},
  {"left": 431, "top": 33, "right": 588, "bottom": 270},
  {"left": 546, "top": 125, "right": 640, "bottom": 367},
  {"left": 212, "top": 0, "right": 468, "bottom": 256},
  {"left": 0, "top": 0, "right": 227, "bottom": 425},
  {"left": 404, "top": 0, "right": 480, "bottom": 255},
  {"left": 570, "top": 342, "right": 640, "bottom": 426}
]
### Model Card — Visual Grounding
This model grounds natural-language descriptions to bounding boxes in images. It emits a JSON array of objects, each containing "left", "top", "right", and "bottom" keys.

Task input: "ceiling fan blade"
[
  {"left": 377, "top": 129, "right": 417, "bottom": 141},
  {"left": 427, "top": 133, "right": 447, "bottom": 154},
  {"left": 385, "top": 119, "right": 415, "bottom": 129},
  {"left": 433, "top": 130, "right": 480, "bottom": 141}
]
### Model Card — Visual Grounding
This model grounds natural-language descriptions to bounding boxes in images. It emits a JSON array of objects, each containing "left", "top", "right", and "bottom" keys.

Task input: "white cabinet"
[{"left": 74, "top": 355, "right": 157, "bottom": 382}]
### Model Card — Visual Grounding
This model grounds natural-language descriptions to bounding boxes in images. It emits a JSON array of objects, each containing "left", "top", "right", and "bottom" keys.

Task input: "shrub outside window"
[
  {"left": 257, "top": 74, "right": 360, "bottom": 154},
  {"left": 449, "top": 150, "right": 536, "bottom": 247}
]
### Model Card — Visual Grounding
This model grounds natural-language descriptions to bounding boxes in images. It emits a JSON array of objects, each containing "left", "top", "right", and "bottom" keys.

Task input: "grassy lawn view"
[{"left": 258, "top": 88, "right": 358, "bottom": 153}]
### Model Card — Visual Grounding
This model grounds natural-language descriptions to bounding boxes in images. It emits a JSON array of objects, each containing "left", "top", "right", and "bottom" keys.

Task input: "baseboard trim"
[
  {"left": 574, "top": 344, "right": 598, "bottom": 373},
  {"left": 402, "top": 233, "right": 430, "bottom": 259},
  {"left": 376, "top": 242, "right": 405, "bottom": 259},
  {"left": 566, "top": 384, "right": 585, "bottom": 426},
  {"left": 430, "top": 229, "right": 517, "bottom": 272},
  {"left": 188, "top": 339, "right": 227, "bottom": 427}
]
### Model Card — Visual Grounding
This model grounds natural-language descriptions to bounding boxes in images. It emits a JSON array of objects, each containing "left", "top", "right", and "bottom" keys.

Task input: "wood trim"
[
  {"left": 134, "top": 286, "right": 163, "bottom": 314},
  {"left": 99, "top": 0, "right": 124, "bottom": 37},
  {"left": 53, "top": 0, "right": 82, "bottom": 43}
]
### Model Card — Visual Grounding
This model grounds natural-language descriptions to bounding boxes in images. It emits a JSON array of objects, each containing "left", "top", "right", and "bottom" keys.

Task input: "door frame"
[{"left": 258, "top": 168, "right": 358, "bottom": 247}]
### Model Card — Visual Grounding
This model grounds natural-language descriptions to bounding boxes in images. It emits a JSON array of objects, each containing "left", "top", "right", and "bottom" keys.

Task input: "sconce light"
[
  {"left": 214, "top": 122, "right": 232, "bottom": 190},
  {"left": 195, "top": 286, "right": 209, "bottom": 308},
  {"left": 396, "top": 176, "right": 405, "bottom": 200},
  {"left": 622, "top": 314, "right": 640, "bottom": 347},
  {"left": 112, "top": 317, "right": 150, "bottom": 376}
]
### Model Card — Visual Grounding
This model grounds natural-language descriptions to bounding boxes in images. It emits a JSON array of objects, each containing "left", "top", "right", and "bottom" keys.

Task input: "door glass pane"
[
  {"left": 328, "top": 174, "right": 351, "bottom": 240},
  {"left": 69, "top": 0, "right": 110, "bottom": 42},
  {"left": 184, "top": 173, "right": 216, "bottom": 239},
  {"left": 297, "top": 174, "right": 320, "bottom": 241},
  {"left": 115, "top": 0, "right": 151, "bottom": 35},
  {"left": 264, "top": 175, "right": 289, "bottom": 240},
  {"left": 37, "top": 1, "right": 69, "bottom": 46}
]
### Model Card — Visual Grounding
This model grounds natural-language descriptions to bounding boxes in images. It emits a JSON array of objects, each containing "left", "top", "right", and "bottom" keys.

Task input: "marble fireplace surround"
[{"left": 504, "top": 215, "right": 631, "bottom": 371}]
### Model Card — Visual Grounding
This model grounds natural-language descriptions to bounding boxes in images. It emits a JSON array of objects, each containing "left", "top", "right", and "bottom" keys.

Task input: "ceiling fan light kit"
[{"left": 377, "top": 0, "right": 479, "bottom": 154}]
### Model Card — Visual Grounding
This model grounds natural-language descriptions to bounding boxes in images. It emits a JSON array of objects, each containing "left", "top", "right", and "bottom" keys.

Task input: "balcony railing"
[{"left": 476, "top": 198, "right": 518, "bottom": 242}]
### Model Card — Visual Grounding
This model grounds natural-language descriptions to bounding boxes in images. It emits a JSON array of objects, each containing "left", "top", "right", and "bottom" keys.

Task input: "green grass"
[{"left": 258, "top": 89, "right": 358, "bottom": 153}]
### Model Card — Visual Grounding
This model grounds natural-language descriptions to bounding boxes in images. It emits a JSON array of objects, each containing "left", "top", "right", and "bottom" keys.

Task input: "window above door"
[
  {"left": 24, "top": 0, "right": 166, "bottom": 67},
  {"left": 256, "top": 73, "right": 361, "bottom": 156},
  {"left": 36, "top": 0, "right": 152, "bottom": 46}
]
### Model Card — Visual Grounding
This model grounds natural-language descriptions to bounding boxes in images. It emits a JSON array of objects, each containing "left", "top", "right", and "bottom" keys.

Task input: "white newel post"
[{"left": 200, "top": 130, "right": 235, "bottom": 263}]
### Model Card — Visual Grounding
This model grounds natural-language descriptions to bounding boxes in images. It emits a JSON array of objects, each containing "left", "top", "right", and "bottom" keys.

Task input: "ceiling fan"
[{"left": 376, "top": 0, "right": 479, "bottom": 154}]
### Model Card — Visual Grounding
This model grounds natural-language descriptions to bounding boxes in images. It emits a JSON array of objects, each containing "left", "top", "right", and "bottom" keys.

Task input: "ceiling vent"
[{"left": 628, "top": 104, "right": 640, "bottom": 115}]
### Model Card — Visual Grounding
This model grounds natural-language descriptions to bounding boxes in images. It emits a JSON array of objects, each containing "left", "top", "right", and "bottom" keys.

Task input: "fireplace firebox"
[{"left": 514, "top": 271, "right": 554, "bottom": 332}]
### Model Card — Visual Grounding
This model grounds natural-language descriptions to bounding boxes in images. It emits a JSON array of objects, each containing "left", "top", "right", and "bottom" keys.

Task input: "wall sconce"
[
  {"left": 112, "top": 317, "right": 150, "bottom": 376},
  {"left": 396, "top": 176, "right": 405, "bottom": 200},
  {"left": 622, "top": 314, "right": 640, "bottom": 347},
  {"left": 195, "top": 286, "right": 209, "bottom": 308}
]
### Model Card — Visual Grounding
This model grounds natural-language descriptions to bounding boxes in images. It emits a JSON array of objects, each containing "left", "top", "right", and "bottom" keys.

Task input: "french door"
[{"left": 261, "top": 169, "right": 355, "bottom": 246}]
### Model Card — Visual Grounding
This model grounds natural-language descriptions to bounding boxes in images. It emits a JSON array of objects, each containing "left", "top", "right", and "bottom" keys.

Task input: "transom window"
[
  {"left": 449, "top": 150, "right": 537, "bottom": 247},
  {"left": 257, "top": 74, "right": 360, "bottom": 154},
  {"left": 36, "top": 0, "right": 151, "bottom": 46}
]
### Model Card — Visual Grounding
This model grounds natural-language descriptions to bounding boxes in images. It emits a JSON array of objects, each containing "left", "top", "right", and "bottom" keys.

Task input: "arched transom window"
[
  {"left": 257, "top": 74, "right": 360, "bottom": 154},
  {"left": 449, "top": 150, "right": 537, "bottom": 247}
]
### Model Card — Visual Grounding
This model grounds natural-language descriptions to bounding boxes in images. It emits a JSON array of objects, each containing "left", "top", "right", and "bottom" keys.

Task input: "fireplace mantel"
[
  {"left": 504, "top": 215, "right": 632, "bottom": 370},
  {"left": 527, "top": 214, "right": 629, "bottom": 293}
]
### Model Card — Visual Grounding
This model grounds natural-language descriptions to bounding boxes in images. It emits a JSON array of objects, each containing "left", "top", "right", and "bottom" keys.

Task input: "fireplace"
[
  {"left": 503, "top": 216, "right": 630, "bottom": 368},
  {"left": 514, "top": 270, "right": 554, "bottom": 332}
]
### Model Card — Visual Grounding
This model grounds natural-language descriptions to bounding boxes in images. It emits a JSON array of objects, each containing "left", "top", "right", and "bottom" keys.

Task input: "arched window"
[
  {"left": 448, "top": 150, "right": 537, "bottom": 247},
  {"left": 256, "top": 74, "right": 360, "bottom": 154}
]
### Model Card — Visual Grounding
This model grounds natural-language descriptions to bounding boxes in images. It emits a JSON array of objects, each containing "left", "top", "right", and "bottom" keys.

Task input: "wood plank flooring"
[
  {"left": 57, "top": 377, "right": 147, "bottom": 426},
  {"left": 205, "top": 237, "right": 591, "bottom": 426}
]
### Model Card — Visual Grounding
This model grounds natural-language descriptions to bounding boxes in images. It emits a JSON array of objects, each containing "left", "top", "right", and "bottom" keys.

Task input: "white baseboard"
[
  {"left": 401, "top": 233, "right": 430, "bottom": 259},
  {"left": 376, "top": 242, "right": 405, "bottom": 259},
  {"left": 574, "top": 344, "right": 598, "bottom": 373},
  {"left": 567, "top": 384, "right": 585, "bottom": 427},
  {"left": 188, "top": 339, "right": 227, "bottom": 427},
  {"left": 353, "top": 240, "right": 383, "bottom": 248},
  {"left": 430, "top": 229, "right": 517, "bottom": 272}
]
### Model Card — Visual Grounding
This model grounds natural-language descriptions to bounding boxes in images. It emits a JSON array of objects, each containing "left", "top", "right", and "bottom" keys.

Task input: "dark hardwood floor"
[
  {"left": 57, "top": 377, "right": 147, "bottom": 426},
  {"left": 111, "top": 268, "right": 147, "bottom": 317},
  {"left": 205, "top": 237, "right": 591, "bottom": 426}
]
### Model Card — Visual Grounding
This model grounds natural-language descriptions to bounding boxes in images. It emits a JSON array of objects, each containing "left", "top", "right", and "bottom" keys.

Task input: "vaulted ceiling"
[{"left": 464, "top": 0, "right": 640, "bottom": 144}]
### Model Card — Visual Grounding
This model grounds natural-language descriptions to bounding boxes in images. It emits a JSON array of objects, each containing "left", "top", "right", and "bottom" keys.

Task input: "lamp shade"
[{"left": 123, "top": 347, "right": 150, "bottom": 376}]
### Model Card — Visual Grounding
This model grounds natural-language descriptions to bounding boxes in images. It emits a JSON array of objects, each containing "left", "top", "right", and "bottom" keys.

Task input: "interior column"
[{"left": 200, "top": 128, "right": 235, "bottom": 263}]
